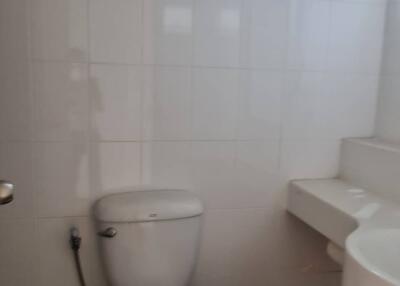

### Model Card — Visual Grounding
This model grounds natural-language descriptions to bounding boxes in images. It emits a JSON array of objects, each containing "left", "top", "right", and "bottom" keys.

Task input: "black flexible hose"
[
  {"left": 72, "top": 248, "right": 86, "bottom": 286},
  {"left": 70, "top": 228, "right": 87, "bottom": 286}
]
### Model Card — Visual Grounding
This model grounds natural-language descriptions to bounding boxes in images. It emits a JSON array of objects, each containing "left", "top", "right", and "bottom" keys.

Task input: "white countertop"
[{"left": 288, "top": 178, "right": 400, "bottom": 285}]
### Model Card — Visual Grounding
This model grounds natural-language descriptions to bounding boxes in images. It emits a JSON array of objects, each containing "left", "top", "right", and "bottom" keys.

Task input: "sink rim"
[{"left": 346, "top": 228, "right": 400, "bottom": 286}]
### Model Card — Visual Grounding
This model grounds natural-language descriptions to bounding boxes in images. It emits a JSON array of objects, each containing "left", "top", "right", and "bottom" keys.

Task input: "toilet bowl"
[{"left": 94, "top": 189, "right": 204, "bottom": 286}]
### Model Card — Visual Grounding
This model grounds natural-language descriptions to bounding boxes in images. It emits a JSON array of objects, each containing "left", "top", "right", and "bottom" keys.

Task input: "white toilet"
[{"left": 94, "top": 189, "right": 204, "bottom": 286}]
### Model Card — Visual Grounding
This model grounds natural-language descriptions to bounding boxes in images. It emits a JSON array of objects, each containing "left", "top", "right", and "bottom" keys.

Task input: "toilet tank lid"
[{"left": 94, "top": 189, "right": 204, "bottom": 223}]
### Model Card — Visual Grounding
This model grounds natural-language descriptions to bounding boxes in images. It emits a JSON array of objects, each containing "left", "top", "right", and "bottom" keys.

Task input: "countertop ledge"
[{"left": 288, "top": 178, "right": 400, "bottom": 285}]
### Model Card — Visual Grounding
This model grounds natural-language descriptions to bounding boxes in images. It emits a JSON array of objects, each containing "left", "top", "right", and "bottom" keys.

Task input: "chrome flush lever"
[{"left": 98, "top": 227, "right": 117, "bottom": 238}]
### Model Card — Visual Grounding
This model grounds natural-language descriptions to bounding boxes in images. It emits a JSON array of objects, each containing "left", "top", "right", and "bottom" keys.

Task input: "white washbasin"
[{"left": 343, "top": 228, "right": 400, "bottom": 286}]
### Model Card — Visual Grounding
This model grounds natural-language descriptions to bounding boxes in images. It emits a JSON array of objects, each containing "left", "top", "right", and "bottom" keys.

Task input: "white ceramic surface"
[
  {"left": 30, "top": 0, "right": 89, "bottom": 61},
  {"left": 287, "top": 0, "right": 330, "bottom": 70},
  {"left": 340, "top": 138, "right": 400, "bottom": 202},
  {"left": 193, "top": 0, "right": 241, "bottom": 67},
  {"left": 191, "top": 68, "right": 239, "bottom": 140},
  {"left": 289, "top": 176, "right": 400, "bottom": 286},
  {"left": 142, "top": 67, "right": 193, "bottom": 140},
  {"left": 89, "top": 0, "right": 143, "bottom": 64},
  {"left": 31, "top": 62, "right": 89, "bottom": 142},
  {"left": 90, "top": 64, "right": 142, "bottom": 141},
  {"left": 343, "top": 228, "right": 400, "bottom": 286},
  {"left": 94, "top": 190, "right": 203, "bottom": 286},
  {"left": 94, "top": 189, "right": 203, "bottom": 222},
  {"left": 376, "top": 0, "right": 400, "bottom": 143},
  {"left": 143, "top": 0, "right": 194, "bottom": 65},
  {"left": 328, "top": 0, "right": 386, "bottom": 73}
]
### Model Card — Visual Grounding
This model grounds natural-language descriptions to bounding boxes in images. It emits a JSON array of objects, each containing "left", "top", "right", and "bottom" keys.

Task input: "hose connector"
[
  {"left": 70, "top": 227, "right": 82, "bottom": 251},
  {"left": 69, "top": 227, "right": 86, "bottom": 286}
]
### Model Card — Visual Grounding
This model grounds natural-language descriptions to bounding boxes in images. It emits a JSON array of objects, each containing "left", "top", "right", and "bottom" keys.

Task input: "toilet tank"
[{"left": 94, "top": 189, "right": 204, "bottom": 286}]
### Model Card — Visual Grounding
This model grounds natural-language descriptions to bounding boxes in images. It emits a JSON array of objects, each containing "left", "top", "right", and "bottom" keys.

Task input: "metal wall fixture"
[
  {"left": 98, "top": 227, "right": 118, "bottom": 238},
  {"left": 0, "top": 180, "right": 14, "bottom": 205}
]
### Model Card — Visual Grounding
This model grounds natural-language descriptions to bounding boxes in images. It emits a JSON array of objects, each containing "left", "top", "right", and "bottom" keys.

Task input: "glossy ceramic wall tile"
[
  {"left": 241, "top": 0, "right": 290, "bottom": 69},
  {"left": 0, "top": 0, "right": 30, "bottom": 142},
  {"left": 0, "top": 0, "right": 388, "bottom": 285},
  {"left": 90, "top": 142, "right": 142, "bottom": 198},
  {"left": 31, "top": 62, "right": 89, "bottom": 142},
  {"left": 32, "top": 142, "right": 90, "bottom": 217},
  {"left": 0, "top": 219, "right": 37, "bottom": 286},
  {"left": 194, "top": 0, "right": 242, "bottom": 67},
  {"left": 339, "top": 138, "right": 400, "bottom": 201},
  {"left": 376, "top": 0, "right": 400, "bottom": 143},
  {"left": 328, "top": 0, "right": 386, "bottom": 73},
  {"left": 192, "top": 68, "right": 239, "bottom": 140},
  {"left": 34, "top": 217, "right": 106, "bottom": 286},
  {"left": 89, "top": 64, "right": 142, "bottom": 141},
  {"left": 142, "top": 66, "right": 193, "bottom": 140},
  {"left": 89, "top": 0, "right": 143, "bottom": 64},
  {"left": 0, "top": 143, "right": 34, "bottom": 219},
  {"left": 30, "top": 0, "right": 89, "bottom": 61},
  {"left": 376, "top": 75, "right": 400, "bottom": 141},
  {"left": 287, "top": 0, "right": 330, "bottom": 70},
  {"left": 143, "top": 0, "right": 194, "bottom": 65}
]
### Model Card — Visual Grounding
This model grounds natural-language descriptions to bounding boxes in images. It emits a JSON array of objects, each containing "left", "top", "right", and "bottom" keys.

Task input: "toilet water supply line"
[{"left": 70, "top": 227, "right": 87, "bottom": 286}]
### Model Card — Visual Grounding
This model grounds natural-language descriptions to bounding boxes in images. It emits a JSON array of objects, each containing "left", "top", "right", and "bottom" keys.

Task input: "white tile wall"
[
  {"left": 31, "top": 62, "right": 89, "bottom": 142},
  {"left": 0, "top": 219, "right": 37, "bottom": 286},
  {"left": 241, "top": 0, "right": 290, "bottom": 69},
  {"left": 192, "top": 208, "right": 275, "bottom": 286},
  {"left": 339, "top": 138, "right": 400, "bottom": 202},
  {"left": 90, "top": 64, "right": 142, "bottom": 141},
  {"left": 328, "top": 0, "right": 386, "bottom": 73},
  {"left": 143, "top": 0, "right": 194, "bottom": 65},
  {"left": 0, "top": 0, "right": 388, "bottom": 285},
  {"left": 89, "top": 0, "right": 143, "bottom": 64},
  {"left": 0, "top": 0, "right": 29, "bottom": 64},
  {"left": 32, "top": 142, "right": 90, "bottom": 217},
  {"left": 375, "top": 0, "right": 400, "bottom": 143},
  {"left": 280, "top": 139, "right": 341, "bottom": 180},
  {"left": 192, "top": 68, "right": 239, "bottom": 140},
  {"left": 283, "top": 72, "right": 379, "bottom": 140},
  {"left": 0, "top": 62, "right": 31, "bottom": 141},
  {"left": 0, "top": 143, "right": 34, "bottom": 219},
  {"left": 287, "top": 0, "right": 330, "bottom": 71},
  {"left": 380, "top": 0, "right": 400, "bottom": 75},
  {"left": 91, "top": 142, "right": 142, "bottom": 197},
  {"left": 142, "top": 141, "right": 193, "bottom": 189},
  {"left": 376, "top": 75, "right": 400, "bottom": 141},
  {"left": 0, "top": 0, "right": 30, "bottom": 141},
  {"left": 143, "top": 67, "right": 193, "bottom": 140},
  {"left": 236, "top": 70, "right": 284, "bottom": 140},
  {"left": 30, "top": 0, "right": 89, "bottom": 62},
  {"left": 194, "top": 0, "right": 242, "bottom": 67},
  {"left": 193, "top": 207, "right": 339, "bottom": 286},
  {"left": 35, "top": 217, "right": 106, "bottom": 286}
]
